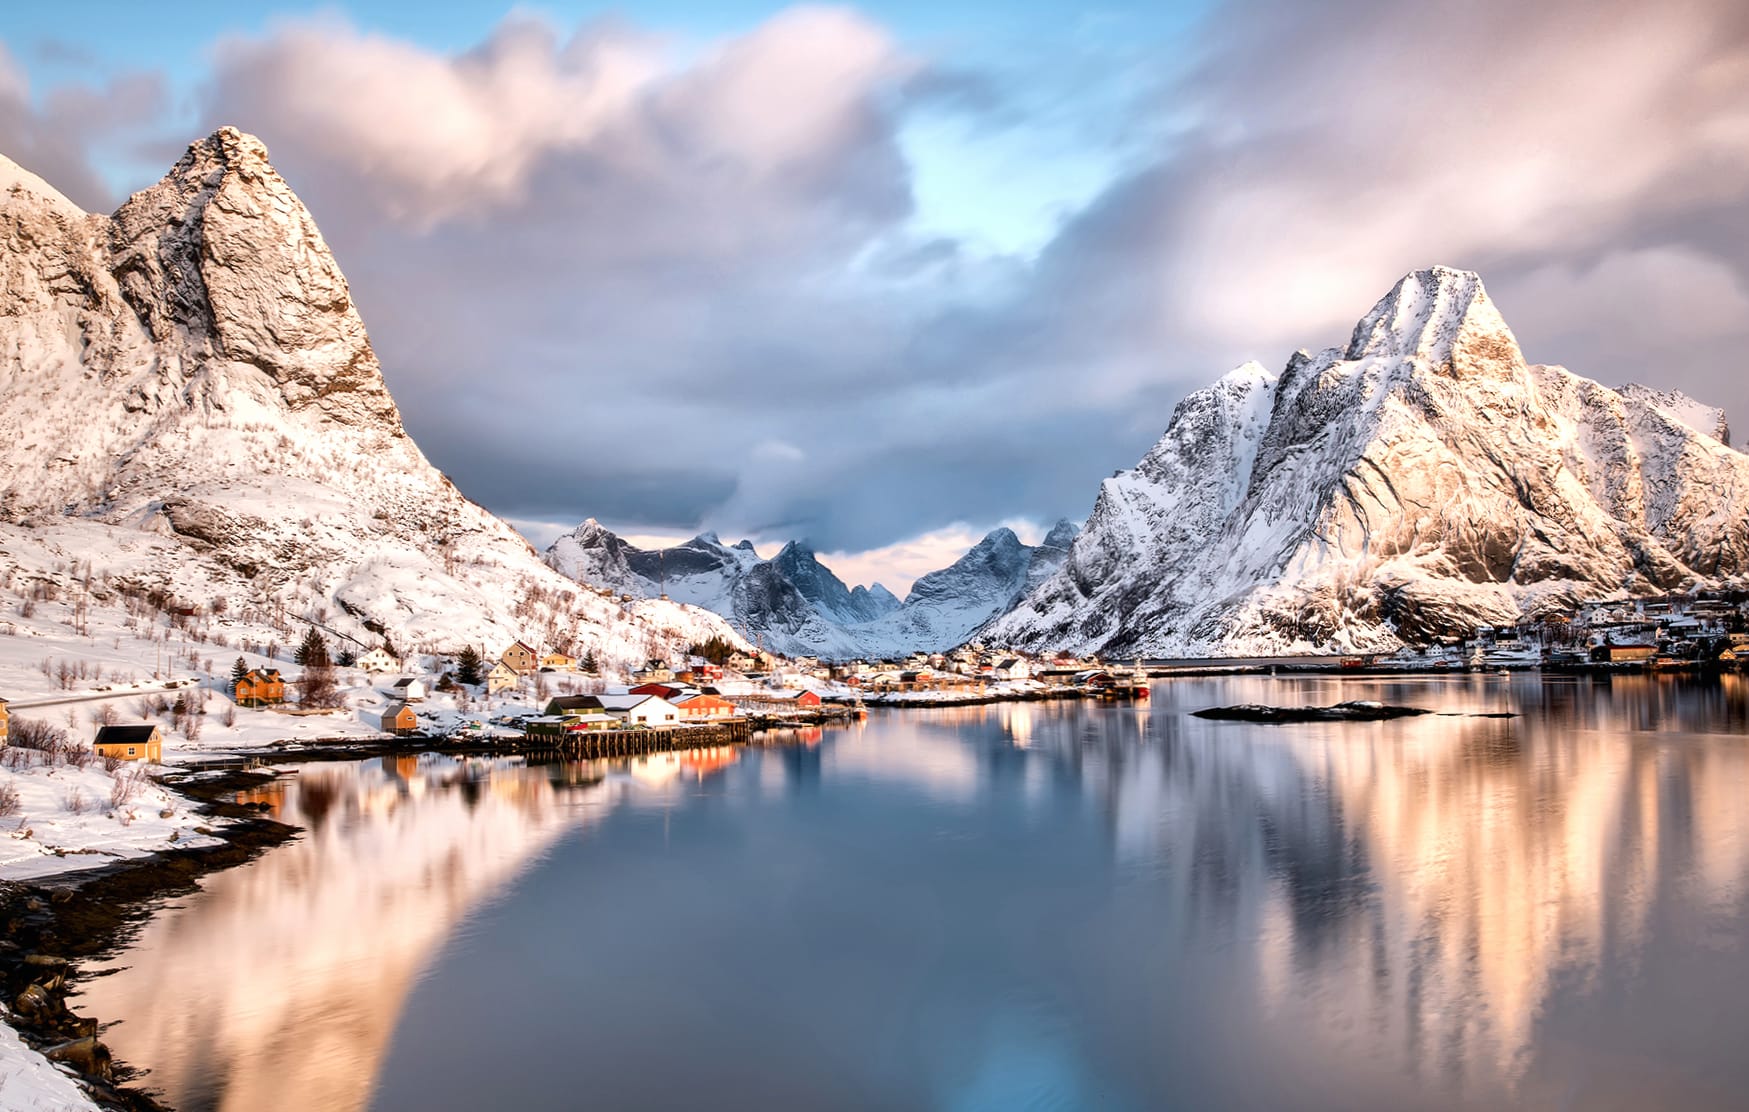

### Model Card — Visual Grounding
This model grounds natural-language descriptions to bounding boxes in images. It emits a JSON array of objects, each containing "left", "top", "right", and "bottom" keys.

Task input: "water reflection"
[{"left": 77, "top": 677, "right": 1749, "bottom": 1111}]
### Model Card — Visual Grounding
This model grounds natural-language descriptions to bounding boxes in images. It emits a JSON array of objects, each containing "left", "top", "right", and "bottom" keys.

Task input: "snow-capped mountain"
[
  {"left": 988, "top": 266, "right": 1749, "bottom": 657},
  {"left": 546, "top": 518, "right": 1078, "bottom": 658},
  {"left": 0, "top": 128, "right": 745, "bottom": 667}
]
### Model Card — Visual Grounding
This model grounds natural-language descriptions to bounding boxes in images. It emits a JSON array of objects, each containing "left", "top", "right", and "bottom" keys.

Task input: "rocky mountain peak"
[
  {"left": 1618, "top": 384, "right": 1731, "bottom": 445},
  {"left": 1345, "top": 266, "right": 1523, "bottom": 377},
  {"left": 108, "top": 127, "right": 399, "bottom": 428},
  {"left": 1040, "top": 519, "right": 1080, "bottom": 550}
]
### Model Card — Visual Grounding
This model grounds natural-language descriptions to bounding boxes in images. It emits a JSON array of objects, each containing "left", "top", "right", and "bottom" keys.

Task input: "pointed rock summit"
[
  {"left": 109, "top": 127, "right": 397, "bottom": 426},
  {"left": 1345, "top": 265, "right": 1523, "bottom": 376},
  {"left": 989, "top": 267, "right": 1749, "bottom": 656},
  {"left": 0, "top": 131, "right": 746, "bottom": 662}
]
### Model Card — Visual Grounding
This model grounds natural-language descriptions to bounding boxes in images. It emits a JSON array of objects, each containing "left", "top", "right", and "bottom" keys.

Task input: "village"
[{"left": 5, "top": 587, "right": 1749, "bottom": 769}]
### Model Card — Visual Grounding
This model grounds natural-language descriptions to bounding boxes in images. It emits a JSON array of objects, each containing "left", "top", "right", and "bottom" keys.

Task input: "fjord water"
[{"left": 77, "top": 676, "right": 1749, "bottom": 1111}]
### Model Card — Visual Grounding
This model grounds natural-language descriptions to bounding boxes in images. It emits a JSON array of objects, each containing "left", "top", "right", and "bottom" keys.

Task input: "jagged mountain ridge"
[
  {"left": 987, "top": 266, "right": 1749, "bottom": 657},
  {"left": 546, "top": 518, "right": 1078, "bottom": 658},
  {"left": 0, "top": 128, "right": 746, "bottom": 665}
]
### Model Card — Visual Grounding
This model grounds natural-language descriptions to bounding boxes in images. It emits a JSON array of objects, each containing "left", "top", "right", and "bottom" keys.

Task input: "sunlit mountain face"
[{"left": 79, "top": 677, "right": 1749, "bottom": 1111}]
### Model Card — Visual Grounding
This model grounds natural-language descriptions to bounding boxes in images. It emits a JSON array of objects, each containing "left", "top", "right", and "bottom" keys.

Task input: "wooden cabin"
[
  {"left": 380, "top": 702, "right": 419, "bottom": 736},
  {"left": 235, "top": 669, "right": 286, "bottom": 707},
  {"left": 545, "top": 695, "right": 606, "bottom": 716},
  {"left": 389, "top": 677, "right": 427, "bottom": 702},
  {"left": 672, "top": 693, "right": 739, "bottom": 721},
  {"left": 93, "top": 724, "right": 163, "bottom": 762},
  {"left": 539, "top": 652, "right": 578, "bottom": 672}
]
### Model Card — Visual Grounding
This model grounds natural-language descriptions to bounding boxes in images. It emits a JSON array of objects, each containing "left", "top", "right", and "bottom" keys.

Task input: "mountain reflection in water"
[{"left": 77, "top": 676, "right": 1749, "bottom": 1111}]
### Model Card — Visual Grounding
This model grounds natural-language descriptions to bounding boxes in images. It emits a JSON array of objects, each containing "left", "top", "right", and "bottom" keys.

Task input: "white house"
[
  {"left": 991, "top": 658, "right": 1031, "bottom": 682},
  {"left": 390, "top": 677, "right": 427, "bottom": 702},
  {"left": 487, "top": 661, "right": 519, "bottom": 694},
  {"left": 357, "top": 647, "right": 400, "bottom": 673},
  {"left": 596, "top": 693, "right": 680, "bottom": 727}
]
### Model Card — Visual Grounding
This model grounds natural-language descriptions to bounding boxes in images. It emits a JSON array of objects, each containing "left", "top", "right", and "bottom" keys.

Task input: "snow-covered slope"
[
  {"left": 546, "top": 519, "right": 1078, "bottom": 658},
  {"left": 988, "top": 266, "right": 1749, "bottom": 657},
  {"left": 0, "top": 129, "right": 744, "bottom": 669}
]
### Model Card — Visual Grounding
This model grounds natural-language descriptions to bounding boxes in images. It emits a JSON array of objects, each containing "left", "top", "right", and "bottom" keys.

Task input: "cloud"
[
  {"left": 9, "top": 0, "right": 1749, "bottom": 579},
  {"left": 0, "top": 41, "right": 167, "bottom": 211}
]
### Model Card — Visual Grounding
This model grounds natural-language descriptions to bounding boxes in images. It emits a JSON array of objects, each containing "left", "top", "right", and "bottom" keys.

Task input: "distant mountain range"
[
  {"left": 545, "top": 519, "right": 1079, "bottom": 659},
  {"left": 988, "top": 266, "right": 1749, "bottom": 657}
]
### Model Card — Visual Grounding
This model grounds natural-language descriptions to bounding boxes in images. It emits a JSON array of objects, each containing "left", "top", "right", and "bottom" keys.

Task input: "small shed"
[
  {"left": 390, "top": 677, "right": 427, "bottom": 702},
  {"left": 94, "top": 724, "right": 163, "bottom": 763},
  {"left": 380, "top": 702, "right": 419, "bottom": 736}
]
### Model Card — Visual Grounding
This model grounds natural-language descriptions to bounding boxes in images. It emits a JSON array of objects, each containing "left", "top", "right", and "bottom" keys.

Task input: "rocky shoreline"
[{"left": 0, "top": 768, "right": 297, "bottom": 1110}]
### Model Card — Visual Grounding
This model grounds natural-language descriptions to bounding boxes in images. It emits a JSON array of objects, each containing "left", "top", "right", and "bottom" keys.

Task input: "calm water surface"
[{"left": 76, "top": 675, "right": 1749, "bottom": 1111}]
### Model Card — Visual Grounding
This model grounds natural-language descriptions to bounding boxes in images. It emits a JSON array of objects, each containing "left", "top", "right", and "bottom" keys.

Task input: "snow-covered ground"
[
  {"left": 0, "top": 1009, "right": 99, "bottom": 1111},
  {"left": 0, "top": 752, "right": 223, "bottom": 881}
]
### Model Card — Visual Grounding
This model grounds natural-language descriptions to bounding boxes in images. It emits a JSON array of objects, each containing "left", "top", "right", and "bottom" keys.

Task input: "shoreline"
[{"left": 0, "top": 768, "right": 298, "bottom": 1110}]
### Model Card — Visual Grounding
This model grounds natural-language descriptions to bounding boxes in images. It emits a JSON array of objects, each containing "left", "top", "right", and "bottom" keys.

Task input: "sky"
[{"left": 5, "top": 0, "right": 1749, "bottom": 593}]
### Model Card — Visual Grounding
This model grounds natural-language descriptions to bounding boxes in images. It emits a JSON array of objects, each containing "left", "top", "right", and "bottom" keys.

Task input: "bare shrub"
[
  {"left": 183, "top": 714, "right": 202, "bottom": 742},
  {"left": 222, "top": 705, "right": 236, "bottom": 728},
  {"left": 0, "top": 780, "right": 19, "bottom": 817},
  {"left": 63, "top": 787, "right": 89, "bottom": 815},
  {"left": 10, "top": 718, "right": 68, "bottom": 755},
  {"left": 110, "top": 767, "right": 149, "bottom": 809}
]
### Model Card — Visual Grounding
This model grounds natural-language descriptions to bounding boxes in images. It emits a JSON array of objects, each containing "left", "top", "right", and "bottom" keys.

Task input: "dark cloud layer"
[{"left": 4, "top": 1, "right": 1748, "bottom": 559}]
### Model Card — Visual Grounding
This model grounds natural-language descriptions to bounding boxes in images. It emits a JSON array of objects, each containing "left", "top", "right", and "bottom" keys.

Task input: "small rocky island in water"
[{"left": 1192, "top": 701, "right": 1435, "bottom": 723}]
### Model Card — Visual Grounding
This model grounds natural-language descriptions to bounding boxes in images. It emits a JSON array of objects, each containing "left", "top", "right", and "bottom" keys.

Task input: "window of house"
[{"left": 127, "top": 747, "right": 137, "bottom": 756}]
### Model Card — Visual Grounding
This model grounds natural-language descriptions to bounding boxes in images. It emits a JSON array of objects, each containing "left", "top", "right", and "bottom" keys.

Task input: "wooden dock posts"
[{"left": 544, "top": 716, "right": 754, "bottom": 758}]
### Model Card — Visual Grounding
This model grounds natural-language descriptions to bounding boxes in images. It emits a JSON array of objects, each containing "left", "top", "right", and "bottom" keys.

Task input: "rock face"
[
  {"left": 546, "top": 519, "right": 1079, "bottom": 658},
  {"left": 987, "top": 266, "right": 1749, "bottom": 657},
  {"left": 0, "top": 129, "right": 744, "bottom": 663}
]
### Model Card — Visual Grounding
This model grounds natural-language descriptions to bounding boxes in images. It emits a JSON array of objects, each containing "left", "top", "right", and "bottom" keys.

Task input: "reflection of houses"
[
  {"left": 388, "top": 677, "right": 426, "bottom": 703},
  {"left": 679, "top": 746, "right": 739, "bottom": 778},
  {"left": 487, "top": 662, "right": 519, "bottom": 694},
  {"left": 380, "top": 703, "right": 419, "bottom": 736},
  {"left": 499, "top": 641, "right": 539, "bottom": 676},
  {"left": 94, "top": 723, "right": 163, "bottom": 762},
  {"left": 235, "top": 669, "right": 285, "bottom": 707},
  {"left": 357, "top": 648, "right": 399, "bottom": 674}
]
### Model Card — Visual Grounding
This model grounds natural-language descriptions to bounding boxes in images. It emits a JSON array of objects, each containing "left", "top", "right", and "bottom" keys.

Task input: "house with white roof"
[{"left": 596, "top": 693, "right": 680, "bottom": 727}]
